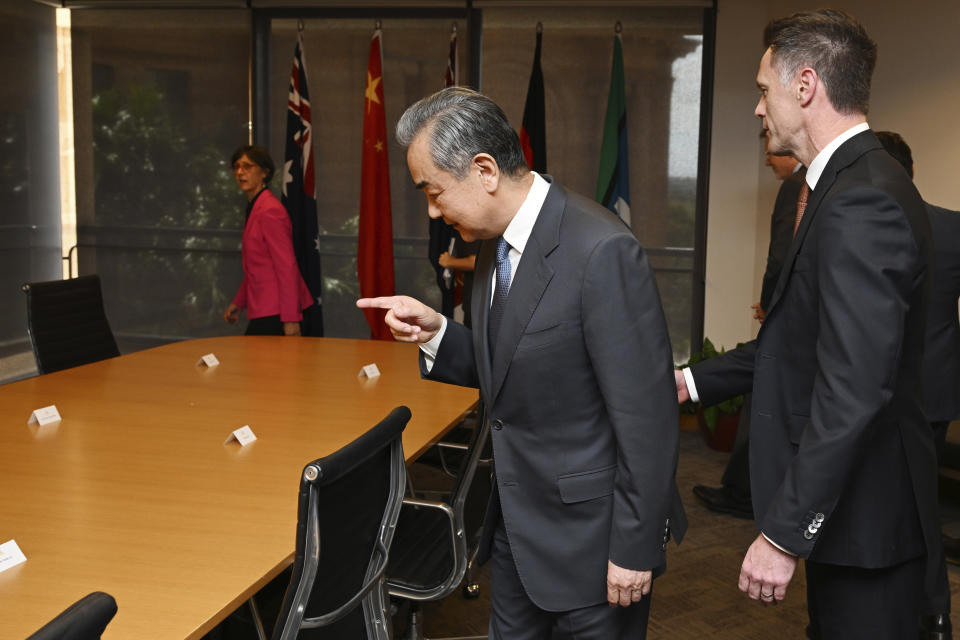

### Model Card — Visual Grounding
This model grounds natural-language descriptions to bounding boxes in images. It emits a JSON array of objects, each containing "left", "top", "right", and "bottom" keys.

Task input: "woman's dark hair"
[{"left": 230, "top": 144, "right": 275, "bottom": 183}]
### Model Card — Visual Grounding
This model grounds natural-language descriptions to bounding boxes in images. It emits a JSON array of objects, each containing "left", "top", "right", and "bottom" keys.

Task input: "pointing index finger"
[{"left": 356, "top": 296, "right": 400, "bottom": 310}]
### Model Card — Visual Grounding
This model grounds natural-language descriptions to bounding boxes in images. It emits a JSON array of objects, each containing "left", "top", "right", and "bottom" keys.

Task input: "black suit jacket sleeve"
[
  {"left": 689, "top": 341, "right": 757, "bottom": 407},
  {"left": 760, "top": 186, "right": 924, "bottom": 555},
  {"left": 418, "top": 319, "right": 480, "bottom": 389},
  {"left": 581, "top": 233, "right": 681, "bottom": 570},
  {"left": 923, "top": 204, "right": 960, "bottom": 421}
]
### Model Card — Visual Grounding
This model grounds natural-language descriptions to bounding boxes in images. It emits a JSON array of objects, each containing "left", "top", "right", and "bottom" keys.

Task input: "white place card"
[
  {"left": 358, "top": 363, "right": 381, "bottom": 379},
  {"left": 28, "top": 405, "right": 61, "bottom": 426},
  {"left": 224, "top": 425, "right": 257, "bottom": 447},
  {"left": 197, "top": 353, "right": 220, "bottom": 368},
  {"left": 0, "top": 540, "right": 27, "bottom": 574}
]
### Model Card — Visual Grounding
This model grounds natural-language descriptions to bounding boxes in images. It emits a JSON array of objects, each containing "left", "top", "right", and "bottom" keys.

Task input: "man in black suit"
[
  {"left": 676, "top": 10, "right": 937, "bottom": 637},
  {"left": 693, "top": 134, "right": 805, "bottom": 519},
  {"left": 876, "top": 129, "right": 960, "bottom": 640},
  {"left": 358, "top": 87, "right": 685, "bottom": 639}
]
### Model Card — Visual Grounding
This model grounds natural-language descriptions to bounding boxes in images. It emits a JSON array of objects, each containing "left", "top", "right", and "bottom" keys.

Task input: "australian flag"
[{"left": 282, "top": 29, "right": 324, "bottom": 336}]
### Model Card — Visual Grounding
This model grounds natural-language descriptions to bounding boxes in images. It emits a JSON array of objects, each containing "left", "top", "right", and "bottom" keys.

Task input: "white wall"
[{"left": 705, "top": 0, "right": 960, "bottom": 350}]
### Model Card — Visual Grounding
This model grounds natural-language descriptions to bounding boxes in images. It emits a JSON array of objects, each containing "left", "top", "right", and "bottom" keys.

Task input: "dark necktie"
[
  {"left": 487, "top": 236, "right": 512, "bottom": 355},
  {"left": 793, "top": 181, "right": 810, "bottom": 236}
]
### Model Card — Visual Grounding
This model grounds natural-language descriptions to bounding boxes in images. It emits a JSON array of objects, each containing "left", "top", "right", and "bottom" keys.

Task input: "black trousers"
[
  {"left": 805, "top": 555, "right": 924, "bottom": 639},
  {"left": 923, "top": 420, "right": 952, "bottom": 615},
  {"left": 488, "top": 520, "right": 650, "bottom": 640},
  {"left": 245, "top": 314, "right": 284, "bottom": 336},
  {"left": 721, "top": 393, "right": 752, "bottom": 501}
]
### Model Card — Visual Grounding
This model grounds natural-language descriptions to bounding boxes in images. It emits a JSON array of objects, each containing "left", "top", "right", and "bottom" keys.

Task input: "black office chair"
[
  {"left": 27, "top": 591, "right": 118, "bottom": 640},
  {"left": 407, "top": 404, "right": 492, "bottom": 601},
  {"left": 387, "top": 408, "right": 491, "bottom": 640},
  {"left": 22, "top": 275, "right": 120, "bottom": 374},
  {"left": 249, "top": 406, "right": 411, "bottom": 640}
]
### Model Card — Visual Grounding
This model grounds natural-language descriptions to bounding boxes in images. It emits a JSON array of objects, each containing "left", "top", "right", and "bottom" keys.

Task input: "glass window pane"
[
  {"left": 0, "top": 0, "right": 60, "bottom": 381},
  {"left": 269, "top": 17, "right": 470, "bottom": 338},
  {"left": 481, "top": 6, "right": 702, "bottom": 362},
  {"left": 71, "top": 9, "right": 250, "bottom": 351}
]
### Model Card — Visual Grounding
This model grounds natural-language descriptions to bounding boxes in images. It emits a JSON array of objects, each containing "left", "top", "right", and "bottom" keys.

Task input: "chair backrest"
[
  {"left": 27, "top": 591, "right": 118, "bottom": 640},
  {"left": 22, "top": 275, "right": 120, "bottom": 374},
  {"left": 271, "top": 406, "right": 410, "bottom": 640}
]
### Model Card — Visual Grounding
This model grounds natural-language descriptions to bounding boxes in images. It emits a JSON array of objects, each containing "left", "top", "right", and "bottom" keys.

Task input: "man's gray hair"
[{"left": 396, "top": 87, "right": 528, "bottom": 179}]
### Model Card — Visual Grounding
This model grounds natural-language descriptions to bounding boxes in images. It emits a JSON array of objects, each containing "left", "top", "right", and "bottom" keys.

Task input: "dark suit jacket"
[
  {"left": 760, "top": 168, "right": 806, "bottom": 311},
  {"left": 923, "top": 204, "right": 960, "bottom": 422},
  {"left": 691, "top": 131, "right": 937, "bottom": 570},
  {"left": 422, "top": 180, "right": 686, "bottom": 611}
]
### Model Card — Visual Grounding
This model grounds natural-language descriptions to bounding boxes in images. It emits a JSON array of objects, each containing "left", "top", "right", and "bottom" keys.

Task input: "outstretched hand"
[
  {"left": 356, "top": 296, "right": 443, "bottom": 343},
  {"left": 675, "top": 369, "right": 690, "bottom": 404}
]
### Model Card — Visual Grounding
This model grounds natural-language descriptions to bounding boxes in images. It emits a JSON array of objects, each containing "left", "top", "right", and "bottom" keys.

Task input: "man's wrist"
[
  {"left": 761, "top": 532, "right": 796, "bottom": 556},
  {"left": 419, "top": 315, "right": 448, "bottom": 372}
]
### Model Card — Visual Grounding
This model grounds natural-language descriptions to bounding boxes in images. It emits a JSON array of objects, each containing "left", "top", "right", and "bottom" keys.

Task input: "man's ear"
[
  {"left": 472, "top": 153, "right": 500, "bottom": 193},
  {"left": 797, "top": 67, "right": 817, "bottom": 108}
]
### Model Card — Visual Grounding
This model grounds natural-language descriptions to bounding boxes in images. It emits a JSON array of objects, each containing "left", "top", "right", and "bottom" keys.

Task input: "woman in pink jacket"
[{"left": 223, "top": 145, "right": 313, "bottom": 336}]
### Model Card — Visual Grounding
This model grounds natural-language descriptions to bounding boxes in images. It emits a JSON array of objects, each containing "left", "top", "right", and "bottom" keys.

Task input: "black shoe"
[
  {"left": 919, "top": 613, "right": 953, "bottom": 640},
  {"left": 692, "top": 485, "right": 753, "bottom": 519}
]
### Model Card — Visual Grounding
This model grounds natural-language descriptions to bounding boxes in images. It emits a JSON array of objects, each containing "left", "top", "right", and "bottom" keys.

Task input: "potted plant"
[{"left": 681, "top": 338, "right": 744, "bottom": 452}]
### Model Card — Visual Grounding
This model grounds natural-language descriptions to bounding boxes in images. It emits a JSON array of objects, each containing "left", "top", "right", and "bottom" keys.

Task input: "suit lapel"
[
  {"left": 764, "top": 131, "right": 880, "bottom": 316},
  {"left": 488, "top": 184, "right": 564, "bottom": 401},
  {"left": 472, "top": 239, "right": 496, "bottom": 405}
]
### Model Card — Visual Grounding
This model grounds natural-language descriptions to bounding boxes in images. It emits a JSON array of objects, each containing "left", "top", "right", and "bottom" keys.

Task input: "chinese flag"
[{"left": 358, "top": 28, "right": 395, "bottom": 340}]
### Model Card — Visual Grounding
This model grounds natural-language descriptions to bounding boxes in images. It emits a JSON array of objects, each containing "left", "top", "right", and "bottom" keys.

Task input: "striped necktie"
[
  {"left": 487, "top": 237, "right": 512, "bottom": 356},
  {"left": 793, "top": 181, "right": 810, "bottom": 236}
]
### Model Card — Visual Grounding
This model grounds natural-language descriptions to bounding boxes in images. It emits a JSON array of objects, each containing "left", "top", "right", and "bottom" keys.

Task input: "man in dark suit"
[
  {"left": 359, "top": 87, "right": 685, "bottom": 639},
  {"left": 876, "top": 129, "right": 960, "bottom": 640},
  {"left": 693, "top": 134, "right": 805, "bottom": 519},
  {"left": 676, "top": 10, "right": 937, "bottom": 637}
]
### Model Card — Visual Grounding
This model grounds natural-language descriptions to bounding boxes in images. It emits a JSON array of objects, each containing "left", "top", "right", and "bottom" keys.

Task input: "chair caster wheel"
[{"left": 463, "top": 583, "right": 480, "bottom": 599}]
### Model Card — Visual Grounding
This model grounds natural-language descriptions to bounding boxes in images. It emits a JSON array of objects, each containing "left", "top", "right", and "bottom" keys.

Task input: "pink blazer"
[{"left": 232, "top": 190, "right": 314, "bottom": 322}]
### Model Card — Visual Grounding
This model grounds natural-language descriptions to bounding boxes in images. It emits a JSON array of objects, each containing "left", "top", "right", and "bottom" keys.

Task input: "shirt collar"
[
  {"left": 805, "top": 122, "right": 870, "bottom": 190},
  {"left": 501, "top": 172, "right": 550, "bottom": 254}
]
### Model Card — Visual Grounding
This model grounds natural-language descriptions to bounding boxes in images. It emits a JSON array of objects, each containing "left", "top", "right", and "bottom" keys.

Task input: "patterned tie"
[
  {"left": 487, "top": 236, "right": 512, "bottom": 356},
  {"left": 793, "top": 181, "right": 810, "bottom": 236}
]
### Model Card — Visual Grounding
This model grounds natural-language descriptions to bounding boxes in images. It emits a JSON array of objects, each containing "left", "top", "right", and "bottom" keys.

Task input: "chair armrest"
[
  {"left": 434, "top": 442, "right": 469, "bottom": 477},
  {"left": 401, "top": 497, "right": 456, "bottom": 522},
  {"left": 300, "top": 538, "right": 389, "bottom": 629}
]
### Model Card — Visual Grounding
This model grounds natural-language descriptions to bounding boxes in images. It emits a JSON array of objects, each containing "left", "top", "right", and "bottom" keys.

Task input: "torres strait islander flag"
[{"left": 596, "top": 27, "right": 631, "bottom": 227}]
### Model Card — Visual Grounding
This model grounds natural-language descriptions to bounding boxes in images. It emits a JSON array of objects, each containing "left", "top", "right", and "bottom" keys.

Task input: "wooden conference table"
[{"left": 0, "top": 336, "right": 478, "bottom": 639}]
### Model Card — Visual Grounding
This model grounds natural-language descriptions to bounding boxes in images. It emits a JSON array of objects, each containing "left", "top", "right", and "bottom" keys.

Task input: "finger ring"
[{"left": 761, "top": 592, "right": 774, "bottom": 598}]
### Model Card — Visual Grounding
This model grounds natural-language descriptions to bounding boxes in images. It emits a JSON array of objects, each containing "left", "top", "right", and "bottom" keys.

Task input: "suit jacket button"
[
  {"left": 807, "top": 524, "right": 818, "bottom": 535},
  {"left": 815, "top": 513, "right": 825, "bottom": 523},
  {"left": 492, "top": 419, "right": 504, "bottom": 430},
  {"left": 804, "top": 530, "right": 814, "bottom": 540}
]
